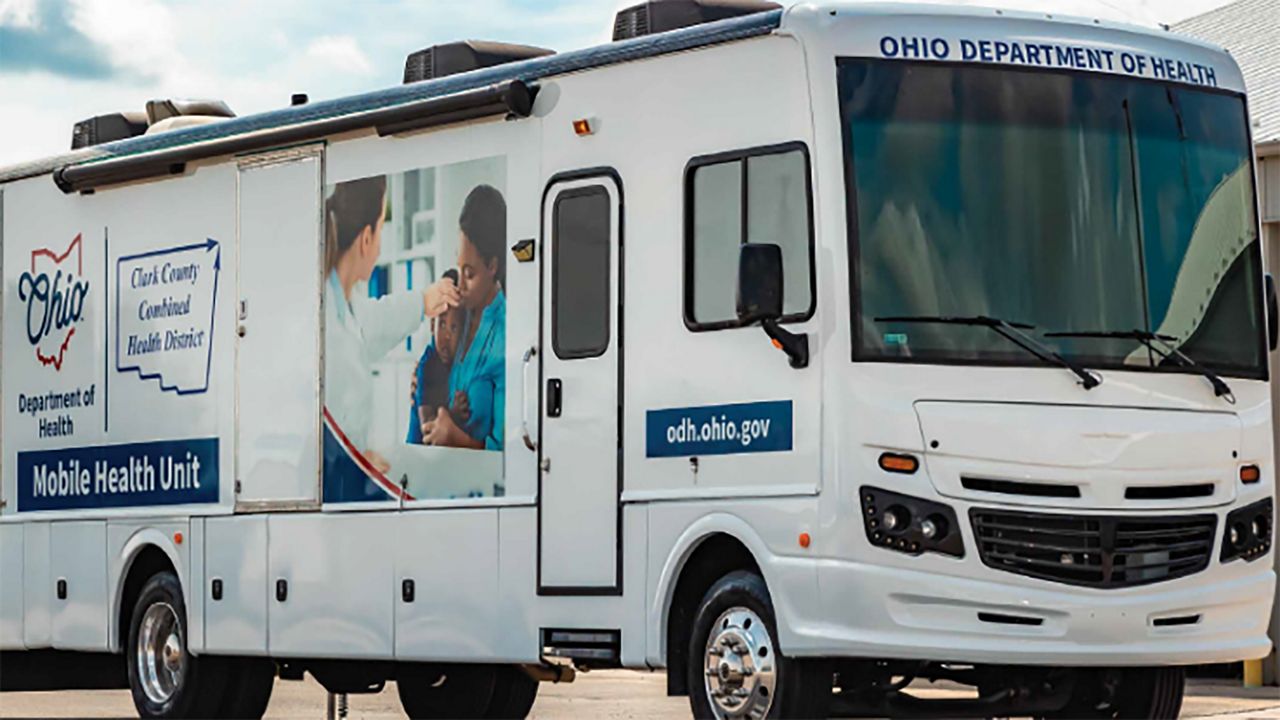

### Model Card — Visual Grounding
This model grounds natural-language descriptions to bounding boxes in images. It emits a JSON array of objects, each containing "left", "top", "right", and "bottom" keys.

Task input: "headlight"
[
  {"left": 860, "top": 486, "right": 964, "bottom": 558},
  {"left": 1220, "top": 497, "right": 1273, "bottom": 563}
]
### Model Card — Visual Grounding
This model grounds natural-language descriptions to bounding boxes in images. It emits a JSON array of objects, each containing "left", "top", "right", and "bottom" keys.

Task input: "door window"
[{"left": 552, "top": 185, "right": 612, "bottom": 359}]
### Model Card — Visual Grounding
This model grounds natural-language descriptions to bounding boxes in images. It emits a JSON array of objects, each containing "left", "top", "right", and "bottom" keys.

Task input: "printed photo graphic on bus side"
[{"left": 321, "top": 156, "right": 511, "bottom": 503}]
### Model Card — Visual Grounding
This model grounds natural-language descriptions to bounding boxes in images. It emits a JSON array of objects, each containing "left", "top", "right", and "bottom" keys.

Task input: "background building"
[{"left": 1176, "top": 0, "right": 1280, "bottom": 686}]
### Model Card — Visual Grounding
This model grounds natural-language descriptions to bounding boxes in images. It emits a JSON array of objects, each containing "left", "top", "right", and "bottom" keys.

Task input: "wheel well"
[
  {"left": 117, "top": 545, "right": 176, "bottom": 650},
  {"left": 664, "top": 533, "right": 760, "bottom": 697}
]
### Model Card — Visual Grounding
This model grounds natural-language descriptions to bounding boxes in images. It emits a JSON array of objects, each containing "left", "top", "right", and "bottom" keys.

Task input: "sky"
[{"left": 0, "top": 0, "right": 1240, "bottom": 167}]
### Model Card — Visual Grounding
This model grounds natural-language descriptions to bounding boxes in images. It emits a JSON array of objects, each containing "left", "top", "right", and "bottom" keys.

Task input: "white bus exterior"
[{"left": 0, "top": 2, "right": 1275, "bottom": 718}]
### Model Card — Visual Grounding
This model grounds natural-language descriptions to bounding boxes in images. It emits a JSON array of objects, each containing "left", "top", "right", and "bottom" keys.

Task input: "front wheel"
[
  {"left": 126, "top": 571, "right": 226, "bottom": 718},
  {"left": 686, "top": 570, "right": 830, "bottom": 719},
  {"left": 1047, "top": 667, "right": 1185, "bottom": 719}
]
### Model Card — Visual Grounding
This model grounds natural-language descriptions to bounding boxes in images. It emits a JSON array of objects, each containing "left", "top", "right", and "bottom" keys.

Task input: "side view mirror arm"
[{"left": 762, "top": 318, "right": 809, "bottom": 369}]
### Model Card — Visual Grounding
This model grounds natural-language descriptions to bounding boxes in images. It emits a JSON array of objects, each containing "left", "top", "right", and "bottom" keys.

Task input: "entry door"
[
  {"left": 235, "top": 147, "right": 323, "bottom": 509},
  {"left": 538, "top": 175, "right": 622, "bottom": 594}
]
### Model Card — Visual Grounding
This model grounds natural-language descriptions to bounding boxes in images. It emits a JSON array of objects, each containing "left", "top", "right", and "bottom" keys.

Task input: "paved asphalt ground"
[{"left": 1, "top": 671, "right": 1277, "bottom": 719}]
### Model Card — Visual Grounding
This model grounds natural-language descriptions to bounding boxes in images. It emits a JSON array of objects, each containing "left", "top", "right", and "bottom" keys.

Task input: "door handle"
[
  {"left": 521, "top": 347, "right": 537, "bottom": 451},
  {"left": 546, "top": 378, "right": 562, "bottom": 418}
]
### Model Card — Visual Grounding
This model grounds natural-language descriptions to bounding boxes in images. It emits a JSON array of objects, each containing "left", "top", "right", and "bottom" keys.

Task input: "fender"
[
  {"left": 647, "top": 511, "right": 815, "bottom": 669},
  {"left": 109, "top": 525, "right": 188, "bottom": 654}
]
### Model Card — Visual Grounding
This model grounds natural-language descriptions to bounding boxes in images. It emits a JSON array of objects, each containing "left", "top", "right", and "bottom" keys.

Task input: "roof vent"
[
  {"left": 71, "top": 112, "right": 148, "bottom": 150},
  {"left": 612, "top": 0, "right": 780, "bottom": 41},
  {"left": 403, "top": 40, "right": 554, "bottom": 84}
]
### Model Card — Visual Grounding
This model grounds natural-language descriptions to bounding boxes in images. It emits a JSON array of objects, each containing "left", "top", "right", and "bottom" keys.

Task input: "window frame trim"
[
  {"left": 551, "top": 182, "right": 614, "bottom": 361},
  {"left": 682, "top": 140, "right": 817, "bottom": 332}
]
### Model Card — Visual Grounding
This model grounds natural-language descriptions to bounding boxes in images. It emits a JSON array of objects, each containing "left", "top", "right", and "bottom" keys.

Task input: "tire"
[
  {"left": 686, "top": 570, "right": 831, "bottom": 719},
  {"left": 217, "top": 657, "right": 276, "bottom": 719},
  {"left": 1047, "top": 667, "right": 1185, "bottom": 719},
  {"left": 126, "top": 571, "right": 227, "bottom": 718},
  {"left": 484, "top": 665, "right": 539, "bottom": 719},
  {"left": 398, "top": 663, "right": 497, "bottom": 719}
]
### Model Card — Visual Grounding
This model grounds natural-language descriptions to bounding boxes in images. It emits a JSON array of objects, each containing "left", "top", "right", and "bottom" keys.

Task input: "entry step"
[{"left": 542, "top": 628, "right": 621, "bottom": 668}]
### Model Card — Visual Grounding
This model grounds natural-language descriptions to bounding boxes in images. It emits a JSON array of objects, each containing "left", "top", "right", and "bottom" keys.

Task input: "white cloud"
[
  {"left": 0, "top": 0, "right": 37, "bottom": 28},
  {"left": 66, "top": 0, "right": 183, "bottom": 80},
  {"left": 304, "top": 35, "right": 374, "bottom": 76}
]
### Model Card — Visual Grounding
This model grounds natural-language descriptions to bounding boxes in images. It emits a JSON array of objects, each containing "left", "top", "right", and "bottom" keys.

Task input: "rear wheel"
[
  {"left": 217, "top": 657, "right": 276, "bottom": 719},
  {"left": 397, "top": 663, "right": 497, "bottom": 719},
  {"left": 1048, "top": 667, "right": 1185, "bottom": 719},
  {"left": 484, "top": 665, "right": 539, "bottom": 718},
  {"left": 126, "top": 571, "right": 226, "bottom": 718},
  {"left": 686, "top": 570, "right": 830, "bottom": 719}
]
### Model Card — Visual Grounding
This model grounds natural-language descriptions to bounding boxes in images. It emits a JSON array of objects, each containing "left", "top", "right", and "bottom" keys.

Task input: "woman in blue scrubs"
[{"left": 421, "top": 185, "right": 506, "bottom": 451}]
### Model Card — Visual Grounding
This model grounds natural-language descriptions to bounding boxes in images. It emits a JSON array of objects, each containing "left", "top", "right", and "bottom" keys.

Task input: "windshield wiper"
[
  {"left": 1043, "top": 329, "right": 1234, "bottom": 403},
  {"left": 875, "top": 315, "right": 1101, "bottom": 390}
]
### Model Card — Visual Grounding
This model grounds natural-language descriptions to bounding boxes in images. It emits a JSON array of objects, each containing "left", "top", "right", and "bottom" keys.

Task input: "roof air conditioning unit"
[
  {"left": 612, "top": 0, "right": 780, "bottom": 41},
  {"left": 403, "top": 40, "right": 554, "bottom": 84}
]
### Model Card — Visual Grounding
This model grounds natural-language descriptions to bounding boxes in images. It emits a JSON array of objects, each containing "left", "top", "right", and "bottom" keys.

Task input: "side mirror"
[
  {"left": 736, "top": 243, "right": 808, "bottom": 369},
  {"left": 736, "top": 243, "right": 784, "bottom": 323},
  {"left": 1266, "top": 273, "right": 1278, "bottom": 352}
]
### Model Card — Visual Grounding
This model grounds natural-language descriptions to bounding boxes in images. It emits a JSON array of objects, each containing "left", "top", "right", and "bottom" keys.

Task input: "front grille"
[{"left": 971, "top": 509, "right": 1217, "bottom": 589}]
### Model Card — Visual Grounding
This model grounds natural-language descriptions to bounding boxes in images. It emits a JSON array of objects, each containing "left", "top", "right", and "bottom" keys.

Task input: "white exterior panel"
[
  {"left": 21, "top": 522, "right": 50, "bottom": 648},
  {"left": 204, "top": 515, "right": 269, "bottom": 655},
  {"left": 268, "top": 513, "right": 393, "bottom": 658},
  {"left": 0, "top": 523, "right": 23, "bottom": 648},
  {"left": 50, "top": 520, "right": 107, "bottom": 650},
  {"left": 235, "top": 149, "right": 324, "bottom": 509},
  {"left": 394, "top": 509, "right": 500, "bottom": 661}
]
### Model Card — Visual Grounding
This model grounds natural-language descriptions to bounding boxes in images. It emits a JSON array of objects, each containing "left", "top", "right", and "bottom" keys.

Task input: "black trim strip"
[{"left": 53, "top": 81, "right": 535, "bottom": 194}]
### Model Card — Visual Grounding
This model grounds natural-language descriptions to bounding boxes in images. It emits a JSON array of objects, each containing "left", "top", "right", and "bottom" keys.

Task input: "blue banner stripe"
[
  {"left": 646, "top": 400, "right": 792, "bottom": 458},
  {"left": 16, "top": 438, "right": 218, "bottom": 511}
]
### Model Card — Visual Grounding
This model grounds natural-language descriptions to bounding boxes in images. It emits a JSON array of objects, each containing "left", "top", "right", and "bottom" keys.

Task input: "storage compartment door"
[
  {"left": 50, "top": 521, "right": 107, "bottom": 650},
  {"left": 235, "top": 148, "right": 323, "bottom": 508}
]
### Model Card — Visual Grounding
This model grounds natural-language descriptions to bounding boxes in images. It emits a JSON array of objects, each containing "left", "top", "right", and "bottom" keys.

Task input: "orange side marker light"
[
  {"left": 798, "top": 532, "right": 811, "bottom": 549},
  {"left": 878, "top": 453, "right": 919, "bottom": 474}
]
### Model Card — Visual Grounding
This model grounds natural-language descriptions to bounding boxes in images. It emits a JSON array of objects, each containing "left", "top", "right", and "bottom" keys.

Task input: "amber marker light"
[
  {"left": 878, "top": 452, "right": 919, "bottom": 475},
  {"left": 798, "top": 533, "right": 811, "bottom": 549},
  {"left": 1240, "top": 465, "right": 1261, "bottom": 484},
  {"left": 572, "top": 118, "right": 596, "bottom": 136},
  {"left": 173, "top": 532, "right": 184, "bottom": 545}
]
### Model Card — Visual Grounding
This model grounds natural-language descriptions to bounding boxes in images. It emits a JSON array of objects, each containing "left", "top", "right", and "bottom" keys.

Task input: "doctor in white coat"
[{"left": 323, "top": 175, "right": 458, "bottom": 470}]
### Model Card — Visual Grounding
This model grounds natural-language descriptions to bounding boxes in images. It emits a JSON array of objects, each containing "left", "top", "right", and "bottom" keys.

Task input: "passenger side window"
[
  {"left": 552, "top": 185, "right": 612, "bottom": 359},
  {"left": 684, "top": 143, "right": 813, "bottom": 330}
]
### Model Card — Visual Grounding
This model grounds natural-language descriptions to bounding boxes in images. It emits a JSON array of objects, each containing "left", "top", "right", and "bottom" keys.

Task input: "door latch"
[
  {"left": 540, "top": 457, "right": 551, "bottom": 473},
  {"left": 546, "top": 379, "right": 562, "bottom": 418}
]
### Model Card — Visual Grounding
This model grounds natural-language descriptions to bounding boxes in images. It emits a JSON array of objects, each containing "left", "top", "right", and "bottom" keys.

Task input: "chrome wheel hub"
[
  {"left": 138, "top": 602, "right": 183, "bottom": 705},
  {"left": 703, "top": 607, "right": 776, "bottom": 719}
]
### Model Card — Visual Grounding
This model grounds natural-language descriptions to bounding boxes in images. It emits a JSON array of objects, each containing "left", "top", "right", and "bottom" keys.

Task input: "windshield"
[{"left": 839, "top": 59, "right": 1265, "bottom": 379}]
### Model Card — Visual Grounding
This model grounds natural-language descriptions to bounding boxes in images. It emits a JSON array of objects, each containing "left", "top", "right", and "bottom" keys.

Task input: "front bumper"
[{"left": 783, "top": 556, "right": 1274, "bottom": 665}]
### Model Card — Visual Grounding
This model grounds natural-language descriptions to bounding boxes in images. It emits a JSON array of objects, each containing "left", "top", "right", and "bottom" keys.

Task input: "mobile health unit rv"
[{"left": 1, "top": 1, "right": 1275, "bottom": 718}]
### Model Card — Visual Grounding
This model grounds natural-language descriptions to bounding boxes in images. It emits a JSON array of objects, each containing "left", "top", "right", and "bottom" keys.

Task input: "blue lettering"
[
  {"left": 961, "top": 39, "right": 978, "bottom": 61},
  {"left": 880, "top": 35, "right": 899, "bottom": 58}
]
